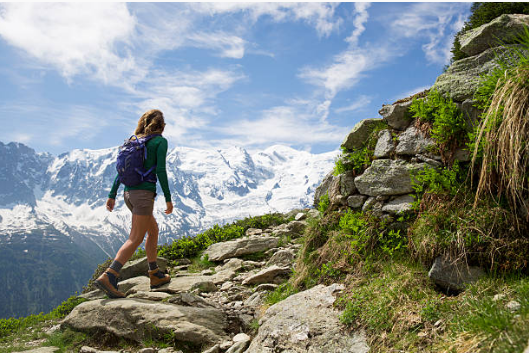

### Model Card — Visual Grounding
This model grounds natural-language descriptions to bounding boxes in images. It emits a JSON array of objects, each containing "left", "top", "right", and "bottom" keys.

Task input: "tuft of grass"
[
  {"left": 471, "top": 30, "right": 529, "bottom": 216},
  {"left": 265, "top": 282, "right": 298, "bottom": 305}
]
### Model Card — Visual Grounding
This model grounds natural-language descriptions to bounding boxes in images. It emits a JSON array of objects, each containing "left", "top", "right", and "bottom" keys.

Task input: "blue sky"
[{"left": 0, "top": 2, "right": 471, "bottom": 155}]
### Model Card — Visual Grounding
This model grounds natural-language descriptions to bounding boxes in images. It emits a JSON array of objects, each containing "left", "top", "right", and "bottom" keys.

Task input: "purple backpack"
[{"left": 116, "top": 134, "right": 160, "bottom": 186}]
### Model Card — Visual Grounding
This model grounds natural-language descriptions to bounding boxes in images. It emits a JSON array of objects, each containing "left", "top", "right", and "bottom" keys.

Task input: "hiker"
[{"left": 95, "top": 109, "right": 173, "bottom": 298}]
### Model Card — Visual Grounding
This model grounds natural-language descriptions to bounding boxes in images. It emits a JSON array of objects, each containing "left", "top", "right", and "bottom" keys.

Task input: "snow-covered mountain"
[
  {"left": 0, "top": 140, "right": 337, "bottom": 318},
  {"left": 0, "top": 141, "right": 337, "bottom": 257}
]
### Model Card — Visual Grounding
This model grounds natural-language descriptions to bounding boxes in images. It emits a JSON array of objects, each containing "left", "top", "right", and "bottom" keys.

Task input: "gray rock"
[
  {"left": 459, "top": 14, "right": 529, "bottom": 56},
  {"left": 416, "top": 154, "right": 443, "bottom": 168},
  {"left": 202, "top": 345, "right": 220, "bottom": 353},
  {"left": 381, "top": 195, "right": 415, "bottom": 214},
  {"left": 265, "top": 249, "right": 296, "bottom": 268},
  {"left": 204, "top": 237, "right": 280, "bottom": 262},
  {"left": 22, "top": 348, "right": 60, "bottom": 353},
  {"left": 374, "top": 129, "right": 395, "bottom": 158},
  {"left": 428, "top": 256, "right": 486, "bottom": 292},
  {"left": 139, "top": 349, "right": 156, "bottom": 353},
  {"left": 226, "top": 339, "right": 250, "bottom": 353},
  {"left": 433, "top": 45, "right": 522, "bottom": 102},
  {"left": 506, "top": 300, "right": 521, "bottom": 312},
  {"left": 246, "top": 284, "right": 369, "bottom": 353},
  {"left": 328, "top": 171, "right": 358, "bottom": 207},
  {"left": 458, "top": 99, "right": 481, "bottom": 130},
  {"left": 307, "top": 209, "right": 320, "bottom": 219},
  {"left": 244, "top": 291, "right": 267, "bottom": 308},
  {"left": 242, "top": 265, "right": 291, "bottom": 285},
  {"left": 327, "top": 175, "right": 346, "bottom": 206},
  {"left": 355, "top": 159, "right": 426, "bottom": 196},
  {"left": 245, "top": 228, "right": 263, "bottom": 237},
  {"left": 78, "top": 289, "right": 106, "bottom": 301},
  {"left": 295, "top": 212, "right": 307, "bottom": 221},
  {"left": 191, "top": 281, "right": 218, "bottom": 293},
  {"left": 396, "top": 126, "right": 435, "bottom": 156},
  {"left": 62, "top": 299, "right": 229, "bottom": 345},
  {"left": 120, "top": 256, "right": 168, "bottom": 281},
  {"left": 127, "top": 291, "right": 172, "bottom": 301},
  {"left": 341, "top": 118, "right": 383, "bottom": 150},
  {"left": 314, "top": 171, "right": 334, "bottom": 207},
  {"left": 378, "top": 100, "right": 413, "bottom": 130},
  {"left": 167, "top": 292, "right": 215, "bottom": 308},
  {"left": 347, "top": 195, "right": 367, "bottom": 209},
  {"left": 255, "top": 283, "right": 278, "bottom": 292},
  {"left": 151, "top": 275, "right": 211, "bottom": 294}
]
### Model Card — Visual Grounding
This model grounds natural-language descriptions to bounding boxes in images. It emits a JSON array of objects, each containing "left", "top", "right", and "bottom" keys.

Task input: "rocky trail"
[{"left": 24, "top": 210, "right": 368, "bottom": 353}]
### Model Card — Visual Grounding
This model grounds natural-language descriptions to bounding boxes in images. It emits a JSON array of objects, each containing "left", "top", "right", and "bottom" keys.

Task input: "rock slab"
[
  {"left": 62, "top": 298, "right": 229, "bottom": 345},
  {"left": 245, "top": 284, "right": 369, "bottom": 353},
  {"left": 355, "top": 159, "right": 426, "bottom": 196},
  {"left": 428, "top": 256, "right": 486, "bottom": 292},
  {"left": 204, "top": 236, "right": 280, "bottom": 262}
]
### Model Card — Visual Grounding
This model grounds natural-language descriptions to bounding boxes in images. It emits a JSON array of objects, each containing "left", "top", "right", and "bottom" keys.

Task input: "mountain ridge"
[{"left": 0, "top": 140, "right": 337, "bottom": 318}]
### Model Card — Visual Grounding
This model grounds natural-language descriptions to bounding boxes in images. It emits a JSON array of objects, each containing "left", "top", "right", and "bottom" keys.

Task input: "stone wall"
[{"left": 315, "top": 14, "right": 529, "bottom": 220}]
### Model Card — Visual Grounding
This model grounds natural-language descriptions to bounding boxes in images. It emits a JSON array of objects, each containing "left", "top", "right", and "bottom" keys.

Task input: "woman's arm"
[{"left": 156, "top": 138, "right": 172, "bottom": 203}]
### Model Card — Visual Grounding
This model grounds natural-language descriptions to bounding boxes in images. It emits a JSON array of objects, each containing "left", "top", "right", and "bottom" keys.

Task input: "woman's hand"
[
  {"left": 165, "top": 201, "right": 173, "bottom": 215},
  {"left": 106, "top": 198, "right": 115, "bottom": 212}
]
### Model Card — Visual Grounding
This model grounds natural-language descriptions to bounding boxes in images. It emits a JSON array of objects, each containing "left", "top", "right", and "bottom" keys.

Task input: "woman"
[{"left": 95, "top": 109, "right": 173, "bottom": 298}]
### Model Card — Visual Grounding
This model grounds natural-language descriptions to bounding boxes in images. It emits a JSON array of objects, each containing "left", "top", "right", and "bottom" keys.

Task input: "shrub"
[
  {"left": 409, "top": 89, "right": 467, "bottom": 163},
  {"left": 157, "top": 213, "right": 287, "bottom": 262}
]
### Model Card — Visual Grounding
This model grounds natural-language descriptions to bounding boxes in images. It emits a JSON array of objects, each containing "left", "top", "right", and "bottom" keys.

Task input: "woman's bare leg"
[
  {"left": 115, "top": 214, "right": 152, "bottom": 265},
  {"left": 145, "top": 216, "right": 159, "bottom": 263}
]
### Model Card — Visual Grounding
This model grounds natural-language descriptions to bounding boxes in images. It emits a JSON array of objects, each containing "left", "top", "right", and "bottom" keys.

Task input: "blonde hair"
[{"left": 134, "top": 109, "right": 166, "bottom": 137}]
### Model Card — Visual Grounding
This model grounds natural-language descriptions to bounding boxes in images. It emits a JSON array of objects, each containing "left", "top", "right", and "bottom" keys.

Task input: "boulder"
[
  {"left": 347, "top": 195, "right": 367, "bottom": 209},
  {"left": 459, "top": 14, "right": 529, "bottom": 56},
  {"left": 265, "top": 249, "right": 296, "bottom": 268},
  {"left": 432, "top": 45, "right": 522, "bottom": 102},
  {"left": 246, "top": 284, "right": 369, "bottom": 353},
  {"left": 395, "top": 126, "right": 435, "bottom": 156},
  {"left": 314, "top": 171, "right": 333, "bottom": 207},
  {"left": 428, "top": 256, "right": 486, "bottom": 292},
  {"left": 204, "top": 236, "right": 280, "bottom": 262},
  {"left": 378, "top": 100, "right": 413, "bottom": 130},
  {"left": 242, "top": 265, "right": 291, "bottom": 285},
  {"left": 62, "top": 299, "right": 229, "bottom": 345},
  {"left": 341, "top": 118, "right": 383, "bottom": 150},
  {"left": 381, "top": 195, "right": 415, "bottom": 214},
  {"left": 328, "top": 175, "right": 346, "bottom": 206},
  {"left": 120, "top": 257, "right": 168, "bottom": 281},
  {"left": 355, "top": 159, "right": 426, "bottom": 196},
  {"left": 226, "top": 339, "right": 250, "bottom": 353},
  {"left": 374, "top": 129, "right": 395, "bottom": 158}
]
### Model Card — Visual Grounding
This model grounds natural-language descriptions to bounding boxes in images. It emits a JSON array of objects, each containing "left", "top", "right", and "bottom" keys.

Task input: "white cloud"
[
  {"left": 0, "top": 3, "right": 139, "bottom": 84},
  {"left": 299, "top": 45, "right": 390, "bottom": 100},
  {"left": 192, "top": 2, "right": 341, "bottom": 37},
  {"left": 213, "top": 99, "right": 348, "bottom": 151},
  {"left": 387, "top": 2, "right": 470, "bottom": 64},
  {"left": 0, "top": 102, "right": 108, "bottom": 147},
  {"left": 335, "top": 95, "right": 372, "bottom": 114},
  {"left": 187, "top": 32, "right": 246, "bottom": 59},
  {"left": 345, "top": 2, "right": 371, "bottom": 46}
]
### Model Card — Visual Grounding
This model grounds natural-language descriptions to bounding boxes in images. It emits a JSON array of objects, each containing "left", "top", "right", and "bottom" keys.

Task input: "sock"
[
  {"left": 109, "top": 260, "right": 123, "bottom": 274},
  {"left": 148, "top": 261, "right": 158, "bottom": 271}
]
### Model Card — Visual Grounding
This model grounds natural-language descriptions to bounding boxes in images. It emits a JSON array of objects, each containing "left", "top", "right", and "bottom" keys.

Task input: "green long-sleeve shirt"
[{"left": 108, "top": 135, "right": 172, "bottom": 202}]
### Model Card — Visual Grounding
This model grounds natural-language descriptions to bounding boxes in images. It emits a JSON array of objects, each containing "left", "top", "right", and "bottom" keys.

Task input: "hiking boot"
[
  {"left": 94, "top": 268, "right": 126, "bottom": 298},
  {"left": 149, "top": 268, "right": 171, "bottom": 289}
]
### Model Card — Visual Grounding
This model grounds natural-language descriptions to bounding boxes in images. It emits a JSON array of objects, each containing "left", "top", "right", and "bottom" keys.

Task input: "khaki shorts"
[{"left": 124, "top": 190, "right": 155, "bottom": 216}]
